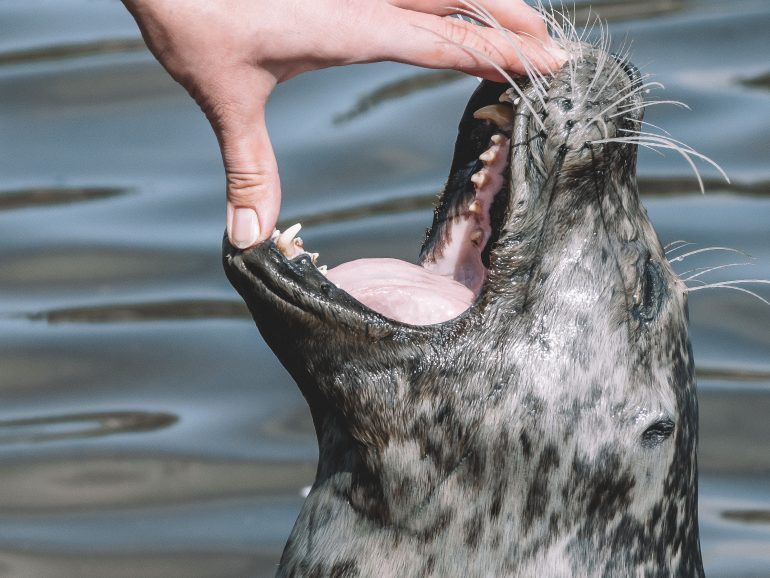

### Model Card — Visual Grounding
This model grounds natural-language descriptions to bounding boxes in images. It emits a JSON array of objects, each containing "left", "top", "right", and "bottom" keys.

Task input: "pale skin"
[{"left": 121, "top": 0, "right": 563, "bottom": 248}]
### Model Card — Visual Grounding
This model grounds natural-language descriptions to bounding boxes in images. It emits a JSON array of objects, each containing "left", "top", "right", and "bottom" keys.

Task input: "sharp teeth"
[
  {"left": 468, "top": 200, "right": 482, "bottom": 215},
  {"left": 292, "top": 237, "right": 304, "bottom": 249},
  {"left": 490, "top": 134, "right": 504, "bottom": 145},
  {"left": 479, "top": 148, "right": 496, "bottom": 163},
  {"left": 470, "top": 229, "right": 484, "bottom": 246},
  {"left": 470, "top": 171, "right": 488, "bottom": 188},
  {"left": 473, "top": 104, "right": 514, "bottom": 130},
  {"left": 270, "top": 229, "right": 281, "bottom": 241},
  {"left": 513, "top": 97, "right": 521, "bottom": 106},
  {"left": 310, "top": 252, "right": 319, "bottom": 265},
  {"left": 277, "top": 223, "right": 302, "bottom": 254},
  {"left": 318, "top": 265, "right": 328, "bottom": 275}
]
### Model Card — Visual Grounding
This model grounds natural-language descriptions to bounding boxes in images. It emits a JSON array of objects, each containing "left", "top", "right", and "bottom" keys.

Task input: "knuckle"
[
  {"left": 226, "top": 170, "right": 273, "bottom": 204},
  {"left": 443, "top": 19, "right": 472, "bottom": 48}
]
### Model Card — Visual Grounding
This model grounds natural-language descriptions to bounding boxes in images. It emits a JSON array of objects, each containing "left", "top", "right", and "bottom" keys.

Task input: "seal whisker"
[
  {"left": 610, "top": 99, "right": 690, "bottom": 119},
  {"left": 686, "top": 282, "right": 770, "bottom": 307},
  {"left": 443, "top": 40, "right": 548, "bottom": 131},
  {"left": 582, "top": 19, "right": 613, "bottom": 104},
  {"left": 450, "top": 2, "right": 549, "bottom": 97},
  {"left": 589, "top": 136, "right": 728, "bottom": 193},
  {"left": 603, "top": 74, "right": 657, "bottom": 104},
  {"left": 668, "top": 246, "right": 751, "bottom": 263},
  {"left": 585, "top": 41, "right": 638, "bottom": 107},
  {"left": 638, "top": 119, "right": 673, "bottom": 136},
  {"left": 457, "top": 1, "right": 550, "bottom": 102},
  {"left": 680, "top": 262, "right": 753, "bottom": 281},
  {"left": 462, "top": 1, "right": 555, "bottom": 101},
  {"left": 665, "top": 239, "right": 693, "bottom": 252},
  {"left": 582, "top": 81, "right": 664, "bottom": 133},
  {"left": 616, "top": 133, "right": 729, "bottom": 184}
]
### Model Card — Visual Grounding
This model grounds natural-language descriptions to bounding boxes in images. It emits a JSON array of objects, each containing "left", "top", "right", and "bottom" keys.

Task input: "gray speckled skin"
[{"left": 224, "top": 45, "right": 703, "bottom": 577}]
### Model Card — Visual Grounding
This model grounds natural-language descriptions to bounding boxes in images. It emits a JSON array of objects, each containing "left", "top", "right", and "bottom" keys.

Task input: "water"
[{"left": 0, "top": 0, "right": 768, "bottom": 576}]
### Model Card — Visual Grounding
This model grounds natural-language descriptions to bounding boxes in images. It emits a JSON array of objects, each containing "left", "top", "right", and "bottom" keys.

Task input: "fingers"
[
  {"left": 223, "top": 119, "right": 281, "bottom": 247},
  {"left": 388, "top": 0, "right": 548, "bottom": 43},
  {"left": 378, "top": 6, "right": 561, "bottom": 79},
  {"left": 214, "top": 95, "right": 281, "bottom": 248}
]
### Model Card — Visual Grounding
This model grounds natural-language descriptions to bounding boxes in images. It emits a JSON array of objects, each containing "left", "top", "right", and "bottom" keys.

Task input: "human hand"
[{"left": 122, "top": 0, "right": 563, "bottom": 248}]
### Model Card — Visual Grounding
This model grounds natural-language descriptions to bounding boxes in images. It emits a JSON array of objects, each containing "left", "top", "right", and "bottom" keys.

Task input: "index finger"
[{"left": 388, "top": 0, "right": 549, "bottom": 41}]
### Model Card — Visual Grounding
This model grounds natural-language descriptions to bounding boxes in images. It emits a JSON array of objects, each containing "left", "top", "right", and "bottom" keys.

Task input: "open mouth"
[{"left": 252, "top": 83, "right": 516, "bottom": 327}]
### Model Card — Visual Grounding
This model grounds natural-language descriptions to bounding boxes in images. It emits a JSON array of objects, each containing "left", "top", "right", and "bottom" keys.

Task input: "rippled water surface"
[{"left": 1, "top": 0, "right": 769, "bottom": 576}]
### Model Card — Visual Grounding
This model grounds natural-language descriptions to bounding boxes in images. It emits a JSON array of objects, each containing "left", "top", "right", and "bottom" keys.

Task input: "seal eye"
[
  {"left": 641, "top": 419, "right": 676, "bottom": 448},
  {"left": 633, "top": 260, "right": 665, "bottom": 323}
]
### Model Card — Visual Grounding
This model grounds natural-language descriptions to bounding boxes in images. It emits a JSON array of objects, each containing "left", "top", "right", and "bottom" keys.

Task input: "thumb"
[{"left": 218, "top": 97, "right": 281, "bottom": 248}]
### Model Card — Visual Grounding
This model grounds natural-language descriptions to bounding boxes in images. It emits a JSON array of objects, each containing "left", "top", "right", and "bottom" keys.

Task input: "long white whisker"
[
  {"left": 459, "top": 0, "right": 550, "bottom": 104},
  {"left": 686, "top": 284, "right": 770, "bottom": 307},
  {"left": 442, "top": 40, "right": 547, "bottom": 131},
  {"left": 591, "top": 138, "right": 706, "bottom": 191},
  {"left": 589, "top": 136, "right": 729, "bottom": 192},
  {"left": 638, "top": 119, "right": 672, "bottom": 136},
  {"left": 681, "top": 262, "right": 752, "bottom": 281},
  {"left": 582, "top": 81, "right": 664, "bottom": 130},
  {"left": 668, "top": 246, "right": 751, "bottom": 263},
  {"left": 665, "top": 240, "right": 692, "bottom": 252},
  {"left": 609, "top": 100, "right": 690, "bottom": 119},
  {"left": 611, "top": 134, "right": 729, "bottom": 184}
]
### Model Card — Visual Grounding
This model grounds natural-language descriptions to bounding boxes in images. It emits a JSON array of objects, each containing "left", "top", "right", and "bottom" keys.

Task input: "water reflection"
[
  {"left": 0, "top": 411, "right": 177, "bottom": 444},
  {"left": 333, "top": 70, "right": 466, "bottom": 125},
  {"left": 0, "top": 38, "right": 145, "bottom": 67},
  {"left": 30, "top": 300, "right": 248, "bottom": 324},
  {"left": 0, "top": 187, "right": 127, "bottom": 211}
]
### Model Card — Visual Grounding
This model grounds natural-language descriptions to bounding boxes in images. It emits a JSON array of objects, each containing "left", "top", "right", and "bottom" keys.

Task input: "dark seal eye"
[
  {"left": 633, "top": 260, "right": 666, "bottom": 323},
  {"left": 641, "top": 419, "right": 676, "bottom": 448}
]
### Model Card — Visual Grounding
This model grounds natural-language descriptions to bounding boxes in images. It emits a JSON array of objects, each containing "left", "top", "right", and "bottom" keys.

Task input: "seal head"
[{"left": 224, "top": 44, "right": 702, "bottom": 577}]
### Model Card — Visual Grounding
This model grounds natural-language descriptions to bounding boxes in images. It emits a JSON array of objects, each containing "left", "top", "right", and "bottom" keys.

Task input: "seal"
[{"left": 223, "top": 29, "right": 704, "bottom": 578}]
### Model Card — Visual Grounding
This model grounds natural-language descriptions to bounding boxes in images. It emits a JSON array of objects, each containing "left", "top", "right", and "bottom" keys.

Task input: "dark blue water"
[{"left": 0, "top": 0, "right": 768, "bottom": 576}]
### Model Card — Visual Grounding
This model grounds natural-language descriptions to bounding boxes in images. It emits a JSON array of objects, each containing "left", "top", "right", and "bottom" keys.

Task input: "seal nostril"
[{"left": 641, "top": 419, "right": 676, "bottom": 448}]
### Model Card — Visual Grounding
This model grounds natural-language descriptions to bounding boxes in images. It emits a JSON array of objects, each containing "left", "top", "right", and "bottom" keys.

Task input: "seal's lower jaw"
[{"left": 225, "top": 84, "right": 516, "bottom": 328}]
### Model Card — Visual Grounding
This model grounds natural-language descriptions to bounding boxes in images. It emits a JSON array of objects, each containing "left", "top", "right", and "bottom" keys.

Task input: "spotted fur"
[{"left": 224, "top": 34, "right": 703, "bottom": 578}]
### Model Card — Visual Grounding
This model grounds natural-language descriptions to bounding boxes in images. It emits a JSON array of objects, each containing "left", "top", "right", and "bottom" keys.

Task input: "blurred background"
[{"left": 0, "top": 0, "right": 768, "bottom": 576}]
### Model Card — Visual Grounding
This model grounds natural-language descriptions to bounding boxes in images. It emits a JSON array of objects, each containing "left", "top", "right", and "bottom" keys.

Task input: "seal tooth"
[
  {"left": 318, "top": 265, "right": 328, "bottom": 275},
  {"left": 479, "top": 148, "right": 494, "bottom": 163},
  {"left": 490, "top": 134, "right": 505, "bottom": 146},
  {"left": 470, "top": 171, "right": 488, "bottom": 188},
  {"left": 470, "top": 229, "right": 484, "bottom": 246},
  {"left": 270, "top": 229, "right": 281, "bottom": 241},
  {"left": 468, "top": 200, "right": 482, "bottom": 215},
  {"left": 310, "top": 252, "right": 319, "bottom": 265},
  {"left": 277, "top": 223, "right": 302, "bottom": 255},
  {"left": 473, "top": 104, "right": 513, "bottom": 131}
]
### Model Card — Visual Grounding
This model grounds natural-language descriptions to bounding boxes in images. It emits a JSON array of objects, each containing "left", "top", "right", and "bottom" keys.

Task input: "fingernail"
[{"left": 230, "top": 207, "right": 259, "bottom": 249}]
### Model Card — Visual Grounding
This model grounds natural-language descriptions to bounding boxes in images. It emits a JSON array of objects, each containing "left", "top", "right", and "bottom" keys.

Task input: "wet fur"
[{"left": 224, "top": 27, "right": 703, "bottom": 578}]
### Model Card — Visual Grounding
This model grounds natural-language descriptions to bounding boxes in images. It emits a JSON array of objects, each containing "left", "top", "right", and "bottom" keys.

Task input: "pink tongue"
[{"left": 326, "top": 258, "right": 474, "bottom": 325}]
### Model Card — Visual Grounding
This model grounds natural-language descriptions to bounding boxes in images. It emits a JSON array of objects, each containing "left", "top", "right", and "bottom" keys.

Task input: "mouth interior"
[{"left": 270, "top": 101, "right": 514, "bottom": 326}]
